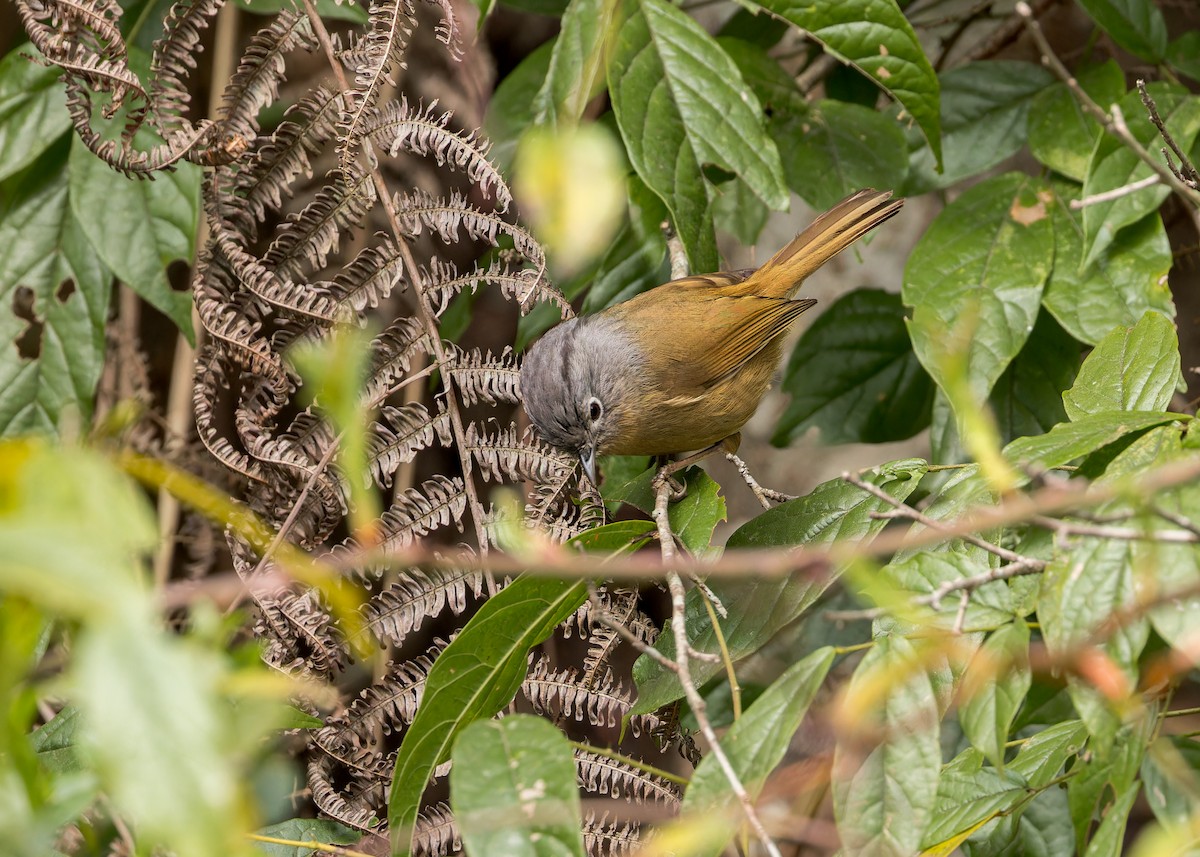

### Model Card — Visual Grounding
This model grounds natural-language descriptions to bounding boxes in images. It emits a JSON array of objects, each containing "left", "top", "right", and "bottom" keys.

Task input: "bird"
[{"left": 520, "top": 188, "right": 904, "bottom": 487}]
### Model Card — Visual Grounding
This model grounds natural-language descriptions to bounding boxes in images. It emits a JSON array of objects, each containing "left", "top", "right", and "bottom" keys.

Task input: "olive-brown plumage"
[{"left": 520, "top": 189, "right": 904, "bottom": 481}]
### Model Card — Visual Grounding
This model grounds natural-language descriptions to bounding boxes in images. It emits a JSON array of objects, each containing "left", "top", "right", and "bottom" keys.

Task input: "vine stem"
[{"left": 298, "top": 0, "right": 495, "bottom": 591}]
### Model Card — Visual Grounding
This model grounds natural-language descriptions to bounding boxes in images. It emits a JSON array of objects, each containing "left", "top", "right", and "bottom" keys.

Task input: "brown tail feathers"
[{"left": 740, "top": 189, "right": 903, "bottom": 300}]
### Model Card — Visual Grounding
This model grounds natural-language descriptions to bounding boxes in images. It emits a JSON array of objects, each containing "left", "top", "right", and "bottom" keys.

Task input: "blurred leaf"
[
  {"left": 632, "top": 458, "right": 926, "bottom": 714},
  {"left": 1140, "top": 737, "right": 1200, "bottom": 830},
  {"left": 451, "top": 716, "right": 585, "bottom": 857},
  {"left": 253, "top": 818, "right": 361, "bottom": 856},
  {"left": 1077, "top": 0, "right": 1166, "bottom": 62},
  {"left": 752, "top": 0, "right": 942, "bottom": 167},
  {"left": 834, "top": 634, "right": 941, "bottom": 856},
  {"left": 30, "top": 707, "right": 83, "bottom": 774},
  {"left": 500, "top": 0, "right": 569, "bottom": 13},
  {"left": 1081, "top": 782, "right": 1138, "bottom": 857},
  {"left": 904, "top": 173, "right": 1054, "bottom": 424},
  {"left": 0, "top": 46, "right": 71, "bottom": 184},
  {"left": 514, "top": 125, "right": 626, "bottom": 276},
  {"left": 681, "top": 647, "right": 835, "bottom": 857},
  {"left": 774, "top": 100, "right": 909, "bottom": 210},
  {"left": 1166, "top": 32, "right": 1200, "bottom": 83},
  {"left": 774, "top": 288, "right": 934, "bottom": 446},
  {"left": 959, "top": 622, "right": 1031, "bottom": 769},
  {"left": 0, "top": 143, "right": 111, "bottom": 436},
  {"left": 607, "top": 0, "right": 788, "bottom": 271},
  {"left": 1081, "top": 84, "right": 1200, "bottom": 267},
  {"left": 877, "top": 551, "right": 1014, "bottom": 632},
  {"left": 1062, "top": 311, "right": 1179, "bottom": 420},
  {"left": 986, "top": 311, "right": 1077, "bottom": 444},
  {"left": 68, "top": 133, "right": 199, "bottom": 342},
  {"left": 531, "top": 0, "right": 613, "bottom": 126},
  {"left": 565, "top": 519, "right": 655, "bottom": 554},
  {"left": 237, "top": 0, "right": 367, "bottom": 21},
  {"left": 580, "top": 175, "right": 669, "bottom": 313},
  {"left": 905, "top": 61, "right": 1052, "bottom": 194},
  {"left": 1003, "top": 410, "right": 1181, "bottom": 476},
  {"left": 1027, "top": 62, "right": 1125, "bottom": 182},
  {"left": 1042, "top": 182, "right": 1174, "bottom": 346},
  {"left": 485, "top": 41, "right": 555, "bottom": 174},
  {"left": 921, "top": 749, "right": 1027, "bottom": 851},
  {"left": 388, "top": 576, "right": 588, "bottom": 856},
  {"left": 712, "top": 176, "right": 769, "bottom": 246}
]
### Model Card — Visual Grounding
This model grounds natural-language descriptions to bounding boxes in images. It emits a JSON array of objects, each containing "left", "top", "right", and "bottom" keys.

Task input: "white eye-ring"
[{"left": 586, "top": 397, "right": 603, "bottom": 423}]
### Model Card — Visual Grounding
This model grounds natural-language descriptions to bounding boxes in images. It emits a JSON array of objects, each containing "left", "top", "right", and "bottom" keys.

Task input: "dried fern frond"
[
  {"left": 363, "top": 97, "right": 510, "bottom": 211},
  {"left": 423, "top": 258, "right": 566, "bottom": 318},
  {"left": 442, "top": 343, "right": 521, "bottom": 407},
  {"left": 413, "top": 801, "right": 462, "bottom": 857},
  {"left": 361, "top": 567, "right": 484, "bottom": 646},
  {"left": 465, "top": 423, "right": 575, "bottom": 485},
  {"left": 576, "top": 751, "right": 682, "bottom": 808},
  {"left": 368, "top": 403, "right": 452, "bottom": 487},
  {"left": 262, "top": 167, "right": 376, "bottom": 282},
  {"left": 583, "top": 812, "right": 641, "bottom": 857},
  {"left": 149, "top": 0, "right": 223, "bottom": 130},
  {"left": 309, "top": 755, "right": 381, "bottom": 832},
  {"left": 361, "top": 316, "right": 432, "bottom": 407},
  {"left": 522, "top": 655, "right": 662, "bottom": 738},
  {"left": 328, "top": 240, "right": 407, "bottom": 319},
  {"left": 394, "top": 188, "right": 544, "bottom": 270}
]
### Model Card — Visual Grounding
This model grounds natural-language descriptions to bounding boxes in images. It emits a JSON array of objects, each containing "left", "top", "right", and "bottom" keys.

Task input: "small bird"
[{"left": 520, "top": 189, "right": 904, "bottom": 485}]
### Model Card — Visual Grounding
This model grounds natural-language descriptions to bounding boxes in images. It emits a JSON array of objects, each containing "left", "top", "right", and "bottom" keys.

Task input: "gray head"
[{"left": 520, "top": 315, "right": 639, "bottom": 483}]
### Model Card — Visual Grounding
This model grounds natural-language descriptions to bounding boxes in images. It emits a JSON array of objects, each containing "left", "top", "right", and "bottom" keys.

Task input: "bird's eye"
[{"left": 587, "top": 397, "right": 603, "bottom": 422}]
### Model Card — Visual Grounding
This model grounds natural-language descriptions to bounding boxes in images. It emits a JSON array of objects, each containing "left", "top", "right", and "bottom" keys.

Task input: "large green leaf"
[
  {"left": 1166, "top": 32, "right": 1200, "bottom": 84},
  {"left": 1140, "top": 737, "right": 1200, "bottom": 830},
  {"left": 0, "top": 144, "right": 111, "bottom": 436},
  {"left": 252, "top": 819, "right": 362, "bottom": 857},
  {"left": 903, "top": 173, "right": 1055, "bottom": 423},
  {"left": 388, "top": 576, "right": 588, "bottom": 856},
  {"left": 451, "top": 716, "right": 585, "bottom": 857},
  {"left": 772, "top": 100, "right": 909, "bottom": 211},
  {"left": 1062, "top": 311, "right": 1179, "bottom": 420},
  {"left": 1003, "top": 410, "right": 1182, "bottom": 476},
  {"left": 631, "top": 458, "right": 926, "bottom": 715},
  {"left": 1082, "top": 84, "right": 1200, "bottom": 267},
  {"left": 921, "top": 749, "right": 1028, "bottom": 851},
  {"left": 602, "top": 465, "right": 726, "bottom": 555},
  {"left": 607, "top": 0, "right": 787, "bottom": 270},
  {"left": 877, "top": 551, "right": 1014, "bottom": 632},
  {"left": 905, "top": 61, "right": 1053, "bottom": 194},
  {"left": 1077, "top": 0, "right": 1167, "bottom": 62},
  {"left": 958, "top": 622, "right": 1031, "bottom": 769},
  {"left": 0, "top": 46, "right": 72, "bottom": 184},
  {"left": 68, "top": 135, "right": 199, "bottom": 341},
  {"left": 680, "top": 647, "right": 835, "bottom": 857},
  {"left": 1041, "top": 183, "right": 1174, "bottom": 346},
  {"left": 531, "top": 0, "right": 612, "bottom": 127},
  {"left": 751, "top": 0, "right": 941, "bottom": 167},
  {"left": 834, "top": 634, "right": 941, "bottom": 856},
  {"left": 1027, "top": 62, "right": 1125, "bottom": 182},
  {"left": 774, "top": 288, "right": 934, "bottom": 447}
]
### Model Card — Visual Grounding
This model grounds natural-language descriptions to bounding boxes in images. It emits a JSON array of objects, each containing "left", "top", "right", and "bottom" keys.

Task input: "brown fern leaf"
[
  {"left": 522, "top": 655, "right": 661, "bottom": 738},
  {"left": 328, "top": 240, "right": 408, "bottom": 320},
  {"left": 321, "top": 645, "right": 442, "bottom": 752},
  {"left": 338, "top": 0, "right": 417, "bottom": 172},
  {"left": 361, "top": 316, "right": 432, "bottom": 407},
  {"left": 420, "top": 0, "right": 462, "bottom": 60},
  {"left": 413, "top": 801, "right": 462, "bottom": 857},
  {"left": 364, "top": 97, "right": 510, "bottom": 211},
  {"left": 308, "top": 756, "right": 381, "bottom": 832},
  {"left": 583, "top": 812, "right": 641, "bottom": 857},
  {"left": 576, "top": 751, "right": 682, "bottom": 808},
  {"left": 394, "top": 189, "right": 544, "bottom": 269},
  {"left": 148, "top": 0, "right": 223, "bottom": 129},
  {"left": 213, "top": 223, "right": 343, "bottom": 323},
  {"left": 256, "top": 586, "right": 348, "bottom": 678},
  {"left": 464, "top": 423, "right": 575, "bottom": 485},
  {"left": 262, "top": 168, "right": 376, "bottom": 281},
  {"left": 423, "top": 258, "right": 566, "bottom": 318},
  {"left": 442, "top": 344, "right": 520, "bottom": 407},
  {"left": 216, "top": 10, "right": 315, "bottom": 152},
  {"left": 36, "top": 0, "right": 127, "bottom": 64},
  {"left": 374, "top": 475, "right": 467, "bottom": 551},
  {"left": 230, "top": 86, "right": 344, "bottom": 240},
  {"left": 368, "top": 403, "right": 453, "bottom": 487},
  {"left": 360, "top": 567, "right": 484, "bottom": 646},
  {"left": 193, "top": 355, "right": 271, "bottom": 486}
]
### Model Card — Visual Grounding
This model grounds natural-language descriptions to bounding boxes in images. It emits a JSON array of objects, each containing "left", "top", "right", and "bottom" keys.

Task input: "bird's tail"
[{"left": 741, "top": 189, "right": 903, "bottom": 299}]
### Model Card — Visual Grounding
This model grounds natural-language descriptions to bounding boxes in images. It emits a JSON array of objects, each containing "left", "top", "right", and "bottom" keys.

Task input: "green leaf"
[
  {"left": 959, "top": 622, "right": 1031, "bottom": 769},
  {"left": 1077, "top": 0, "right": 1167, "bottom": 62},
  {"left": 388, "top": 576, "right": 589, "bottom": 856},
  {"left": 600, "top": 465, "right": 726, "bottom": 555},
  {"left": 905, "top": 61, "right": 1053, "bottom": 194},
  {"left": 565, "top": 519, "right": 656, "bottom": 554},
  {"left": 1081, "top": 782, "right": 1138, "bottom": 857},
  {"left": 0, "top": 144, "right": 111, "bottom": 436},
  {"left": 1166, "top": 32, "right": 1200, "bottom": 83},
  {"left": 631, "top": 458, "right": 927, "bottom": 715},
  {"left": 451, "top": 716, "right": 585, "bottom": 857},
  {"left": 531, "top": 0, "right": 612, "bottom": 127},
  {"left": 921, "top": 749, "right": 1028, "bottom": 850},
  {"left": 717, "top": 37, "right": 806, "bottom": 117},
  {"left": 485, "top": 41, "right": 554, "bottom": 175},
  {"left": 1042, "top": 182, "right": 1174, "bottom": 346},
  {"left": 774, "top": 288, "right": 934, "bottom": 446},
  {"left": 1027, "top": 62, "right": 1125, "bottom": 182},
  {"left": 30, "top": 706, "right": 83, "bottom": 774},
  {"left": 877, "top": 551, "right": 1014, "bottom": 632},
  {"left": 1140, "top": 737, "right": 1200, "bottom": 830},
  {"left": 772, "top": 100, "right": 909, "bottom": 211},
  {"left": 1009, "top": 720, "right": 1088, "bottom": 788},
  {"left": 751, "top": 0, "right": 942, "bottom": 168},
  {"left": 834, "top": 635, "right": 941, "bottom": 856},
  {"left": 965, "top": 783, "right": 1075, "bottom": 857},
  {"left": 607, "top": 0, "right": 788, "bottom": 271},
  {"left": 712, "top": 175, "right": 769, "bottom": 245},
  {"left": 681, "top": 647, "right": 835, "bottom": 857},
  {"left": 1062, "top": 311, "right": 1179, "bottom": 420},
  {"left": 252, "top": 818, "right": 361, "bottom": 856},
  {"left": 0, "top": 46, "right": 72, "bottom": 184},
  {"left": 1003, "top": 410, "right": 1181, "bottom": 476},
  {"left": 904, "top": 173, "right": 1055, "bottom": 420},
  {"left": 1082, "top": 84, "right": 1200, "bottom": 267},
  {"left": 234, "top": 0, "right": 367, "bottom": 22},
  {"left": 68, "top": 134, "right": 199, "bottom": 342}
]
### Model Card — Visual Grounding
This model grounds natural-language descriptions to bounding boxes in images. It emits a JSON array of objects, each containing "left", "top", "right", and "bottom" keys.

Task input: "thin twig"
[
  {"left": 1033, "top": 515, "right": 1200, "bottom": 543},
  {"left": 1069, "top": 175, "right": 1161, "bottom": 208},
  {"left": 587, "top": 584, "right": 677, "bottom": 673},
  {"left": 1139, "top": 80, "right": 1199, "bottom": 187}
]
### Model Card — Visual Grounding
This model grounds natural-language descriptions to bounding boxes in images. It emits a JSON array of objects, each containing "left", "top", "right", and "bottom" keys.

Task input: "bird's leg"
[
  {"left": 652, "top": 440, "right": 729, "bottom": 500},
  {"left": 725, "top": 451, "right": 795, "bottom": 509}
]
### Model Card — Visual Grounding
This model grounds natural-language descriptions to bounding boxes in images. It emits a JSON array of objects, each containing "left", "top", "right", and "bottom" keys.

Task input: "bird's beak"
[{"left": 579, "top": 446, "right": 597, "bottom": 487}]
